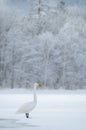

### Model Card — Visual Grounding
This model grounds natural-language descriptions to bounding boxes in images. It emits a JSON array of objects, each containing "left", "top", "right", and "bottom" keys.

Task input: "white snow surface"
[{"left": 0, "top": 89, "right": 86, "bottom": 130}]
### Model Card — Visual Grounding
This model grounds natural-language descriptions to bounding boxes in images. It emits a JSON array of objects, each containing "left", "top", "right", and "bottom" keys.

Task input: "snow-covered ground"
[{"left": 0, "top": 89, "right": 86, "bottom": 130}]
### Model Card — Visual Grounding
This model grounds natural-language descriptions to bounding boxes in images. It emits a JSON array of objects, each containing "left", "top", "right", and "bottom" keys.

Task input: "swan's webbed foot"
[{"left": 26, "top": 113, "right": 29, "bottom": 118}]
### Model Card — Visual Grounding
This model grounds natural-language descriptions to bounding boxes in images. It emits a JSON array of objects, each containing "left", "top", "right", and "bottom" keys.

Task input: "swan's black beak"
[
  {"left": 36, "top": 83, "right": 41, "bottom": 88},
  {"left": 35, "top": 82, "right": 41, "bottom": 88}
]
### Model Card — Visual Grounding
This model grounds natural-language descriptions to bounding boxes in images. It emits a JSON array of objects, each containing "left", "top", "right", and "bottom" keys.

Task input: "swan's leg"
[{"left": 26, "top": 113, "right": 29, "bottom": 118}]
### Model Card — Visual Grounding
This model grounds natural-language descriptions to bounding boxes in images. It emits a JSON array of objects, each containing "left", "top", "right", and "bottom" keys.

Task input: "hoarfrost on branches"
[{"left": 0, "top": 1, "right": 86, "bottom": 89}]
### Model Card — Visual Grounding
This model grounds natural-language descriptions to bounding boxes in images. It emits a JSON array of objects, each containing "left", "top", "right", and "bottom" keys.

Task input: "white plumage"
[{"left": 16, "top": 83, "right": 40, "bottom": 118}]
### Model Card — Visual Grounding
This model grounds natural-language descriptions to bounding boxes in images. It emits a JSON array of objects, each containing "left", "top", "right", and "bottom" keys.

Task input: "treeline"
[{"left": 0, "top": 1, "right": 86, "bottom": 89}]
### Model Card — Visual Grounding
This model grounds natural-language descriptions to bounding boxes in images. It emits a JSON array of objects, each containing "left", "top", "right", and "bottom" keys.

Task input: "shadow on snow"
[{"left": 0, "top": 118, "right": 40, "bottom": 128}]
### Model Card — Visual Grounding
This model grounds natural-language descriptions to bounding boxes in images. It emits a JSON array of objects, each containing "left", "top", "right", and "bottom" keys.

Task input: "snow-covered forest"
[{"left": 0, "top": 0, "right": 86, "bottom": 89}]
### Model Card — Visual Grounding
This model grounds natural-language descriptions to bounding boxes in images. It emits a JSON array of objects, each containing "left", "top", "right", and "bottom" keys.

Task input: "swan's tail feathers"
[
  {"left": 16, "top": 110, "right": 20, "bottom": 114},
  {"left": 16, "top": 108, "right": 23, "bottom": 114}
]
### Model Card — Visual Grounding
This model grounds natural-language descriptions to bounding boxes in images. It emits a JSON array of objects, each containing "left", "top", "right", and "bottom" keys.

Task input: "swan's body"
[{"left": 16, "top": 83, "right": 39, "bottom": 118}]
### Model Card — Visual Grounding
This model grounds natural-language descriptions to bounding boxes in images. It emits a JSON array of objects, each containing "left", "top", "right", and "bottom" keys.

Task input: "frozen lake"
[{"left": 0, "top": 89, "right": 86, "bottom": 130}]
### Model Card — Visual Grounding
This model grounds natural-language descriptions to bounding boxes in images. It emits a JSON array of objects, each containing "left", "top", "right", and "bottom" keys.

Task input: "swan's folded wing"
[{"left": 16, "top": 101, "right": 36, "bottom": 114}]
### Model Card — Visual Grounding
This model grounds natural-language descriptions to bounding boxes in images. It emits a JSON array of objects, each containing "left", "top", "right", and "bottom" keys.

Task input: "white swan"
[{"left": 16, "top": 83, "right": 40, "bottom": 118}]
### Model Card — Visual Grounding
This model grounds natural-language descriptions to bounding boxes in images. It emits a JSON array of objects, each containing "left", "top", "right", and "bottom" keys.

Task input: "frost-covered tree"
[{"left": 0, "top": 2, "right": 86, "bottom": 89}]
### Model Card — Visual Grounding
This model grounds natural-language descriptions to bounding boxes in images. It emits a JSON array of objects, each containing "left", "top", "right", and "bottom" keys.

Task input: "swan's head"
[{"left": 34, "top": 83, "right": 41, "bottom": 88}]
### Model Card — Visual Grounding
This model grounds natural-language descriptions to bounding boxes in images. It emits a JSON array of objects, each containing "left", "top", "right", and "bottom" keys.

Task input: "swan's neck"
[{"left": 33, "top": 86, "right": 37, "bottom": 103}]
